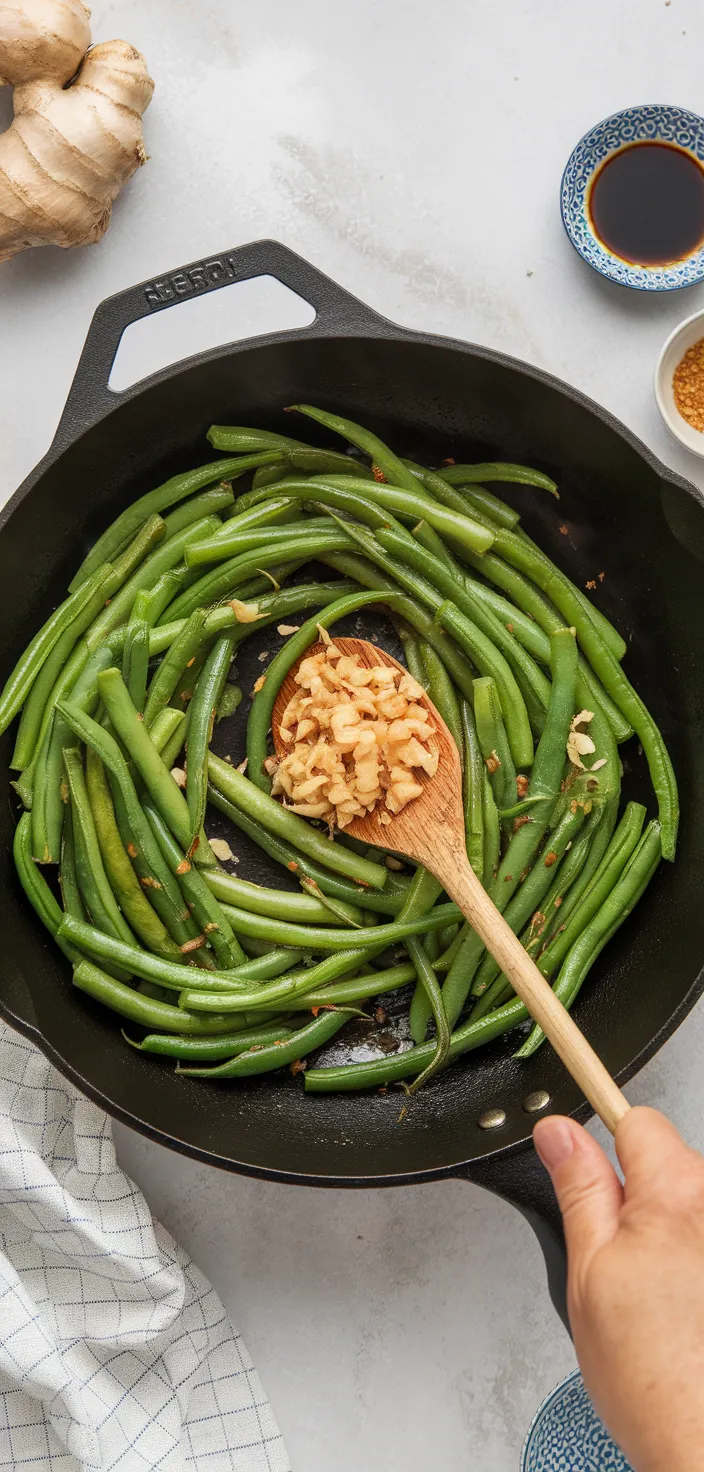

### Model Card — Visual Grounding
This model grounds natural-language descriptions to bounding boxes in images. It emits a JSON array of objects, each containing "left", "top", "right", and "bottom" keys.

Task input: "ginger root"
[{"left": 0, "top": 0, "right": 153, "bottom": 262}]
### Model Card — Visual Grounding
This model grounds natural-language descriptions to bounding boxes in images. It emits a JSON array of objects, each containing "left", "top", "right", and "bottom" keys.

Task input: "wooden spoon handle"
[{"left": 434, "top": 848, "right": 630, "bottom": 1135}]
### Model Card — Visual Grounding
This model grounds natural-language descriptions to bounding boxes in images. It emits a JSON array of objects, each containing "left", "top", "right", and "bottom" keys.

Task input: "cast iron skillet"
[{"left": 2, "top": 240, "right": 704, "bottom": 1328}]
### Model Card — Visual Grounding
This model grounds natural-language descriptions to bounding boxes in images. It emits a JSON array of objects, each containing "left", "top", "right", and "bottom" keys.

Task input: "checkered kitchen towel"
[{"left": 0, "top": 1022, "right": 290, "bottom": 1470}]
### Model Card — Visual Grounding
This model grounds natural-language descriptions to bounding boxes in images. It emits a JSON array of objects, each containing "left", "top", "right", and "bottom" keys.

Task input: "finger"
[
  {"left": 534, "top": 1115, "right": 623, "bottom": 1270},
  {"left": 616, "top": 1106, "right": 694, "bottom": 1200}
]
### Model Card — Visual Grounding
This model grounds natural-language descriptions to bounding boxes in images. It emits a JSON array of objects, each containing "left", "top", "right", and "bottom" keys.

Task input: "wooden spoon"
[{"left": 272, "top": 637, "right": 630, "bottom": 1134}]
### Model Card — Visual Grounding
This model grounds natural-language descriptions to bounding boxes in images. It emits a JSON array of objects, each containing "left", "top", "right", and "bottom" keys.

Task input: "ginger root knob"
[{"left": 0, "top": 0, "right": 154, "bottom": 262}]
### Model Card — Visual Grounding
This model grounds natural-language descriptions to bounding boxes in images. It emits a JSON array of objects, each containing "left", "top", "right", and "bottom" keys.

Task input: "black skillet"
[{"left": 3, "top": 239, "right": 704, "bottom": 1328}]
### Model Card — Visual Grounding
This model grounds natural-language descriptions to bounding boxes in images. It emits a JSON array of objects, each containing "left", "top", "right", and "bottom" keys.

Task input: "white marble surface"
[{"left": 1, "top": 1, "right": 703, "bottom": 1466}]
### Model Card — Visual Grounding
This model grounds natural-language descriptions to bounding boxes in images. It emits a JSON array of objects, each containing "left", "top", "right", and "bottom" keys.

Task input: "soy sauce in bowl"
[{"left": 588, "top": 142, "right": 704, "bottom": 267}]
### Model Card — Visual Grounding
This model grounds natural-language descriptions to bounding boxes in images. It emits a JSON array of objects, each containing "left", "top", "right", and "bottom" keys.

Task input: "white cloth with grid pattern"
[{"left": 0, "top": 1022, "right": 290, "bottom": 1471}]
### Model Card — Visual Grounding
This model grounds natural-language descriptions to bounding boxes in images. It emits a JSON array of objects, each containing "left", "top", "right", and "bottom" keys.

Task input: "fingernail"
[{"left": 534, "top": 1117, "right": 576, "bottom": 1172}]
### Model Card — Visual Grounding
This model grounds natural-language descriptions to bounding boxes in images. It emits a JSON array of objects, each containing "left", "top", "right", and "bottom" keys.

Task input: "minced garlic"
[{"left": 271, "top": 642, "right": 438, "bottom": 829}]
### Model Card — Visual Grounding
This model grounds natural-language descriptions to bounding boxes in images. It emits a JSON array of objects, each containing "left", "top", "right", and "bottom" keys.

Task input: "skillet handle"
[
  {"left": 456, "top": 1145, "right": 570, "bottom": 1333},
  {"left": 52, "top": 238, "right": 388, "bottom": 452}
]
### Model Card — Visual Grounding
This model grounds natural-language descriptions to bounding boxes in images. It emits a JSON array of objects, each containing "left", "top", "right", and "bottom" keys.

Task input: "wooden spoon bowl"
[{"left": 273, "top": 636, "right": 629, "bottom": 1133}]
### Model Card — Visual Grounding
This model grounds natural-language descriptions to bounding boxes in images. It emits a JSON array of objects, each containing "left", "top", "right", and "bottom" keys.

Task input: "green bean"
[
  {"left": 246, "top": 589, "right": 403, "bottom": 790},
  {"left": 461, "top": 702, "right": 484, "bottom": 881},
  {"left": 419, "top": 640, "right": 464, "bottom": 758},
  {"left": 11, "top": 565, "right": 121, "bottom": 773},
  {"left": 206, "top": 783, "right": 404, "bottom": 915},
  {"left": 32, "top": 643, "right": 118, "bottom": 864},
  {"left": 130, "top": 570, "right": 188, "bottom": 628},
  {"left": 286, "top": 404, "right": 422, "bottom": 493},
  {"left": 252, "top": 462, "right": 288, "bottom": 490},
  {"left": 121, "top": 619, "right": 149, "bottom": 714},
  {"left": 440, "top": 462, "right": 559, "bottom": 494},
  {"left": 473, "top": 676, "right": 517, "bottom": 820},
  {"left": 184, "top": 518, "right": 335, "bottom": 567},
  {"left": 85, "top": 516, "right": 222, "bottom": 649},
  {"left": 69, "top": 455, "right": 283, "bottom": 590},
  {"left": 14, "top": 812, "right": 80, "bottom": 963},
  {"left": 208, "top": 426, "right": 311, "bottom": 453},
  {"left": 441, "top": 628, "right": 578, "bottom": 1027},
  {"left": 215, "top": 897, "right": 459, "bottom": 953},
  {"left": 534, "top": 801, "right": 647, "bottom": 981},
  {"left": 59, "top": 805, "right": 86, "bottom": 924},
  {"left": 143, "top": 610, "right": 208, "bottom": 728},
  {"left": 403, "top": 461, "right": 507, "bottom": 526},
  {"left": 85, "top": 745, "right": 185, "bottom": 963},
  {"left": 142, "top": 801, "right": 243, "bottom": 968},
  {"left": 207, "top": 752, "right": 388, "bottom": 889},
  {"left": 204, "top": 868, "right": 366, "bottom": 926},
  {"left": 127, "top": 1022, "right": 296, "bottom": 1061},
  {"left": 72, "top": 960, "right": 238, "bottom": 1035},
  {"left": 0, "top": 563, "right": 114, "bottom": 737},
  {"left": 62, "top": 746, "right": 136, "bottom": 951},
  {"left": 405, "top": 935, "right": 451, "bottom": 1090},
  {"left": 149, "top": 707, "right": 187, "bottom": 760},
  {"left": 433, "top": 923, "right": 469, "bottom": 973},
  {"left": 523, "top": 804, "right": 607, "bottom": 958},
  {"left": 490, "top": 530, "right": 677, "bottom": 852},
  {"left": 162, "top": 483, "right": 234, "bottom": 536},
  {"left": 287, "top": 447, "right": 374, "bottom": 478},
  {"left": 161, "top": 529, "right": 353, "bottom": 625},
  {"left": 177, "top": 1008, "right": 349, "bottom": 1078},
  {"left": 515, "top": 821, "right": 662, "bottom": 1057},
  {"left": 319, "top": 552, "right": 477, "bottom": 700},
  {"left": 437, "top": 600, "right": 533, "bottom": 766},
  {"left": 149, "top": 580, "right": 357, "bottom": 657},
  {"left": 247, "top": 473, "right": 495, "bottom": 557},
  {"left": 305, "top": 996, "right": 532, "bottom": 1091},
  {"left": 98, "top": 668, "right": 215, "bottom": 865},
  {"left": 293, "top": 961, "right": 416, "bottom": 1010},
  {"left": 396, "top": 625, "right": 428, "bottom": 686},
  {"left": 56, "top": 701, "right": 195, "bottom": 943},
  {"left": 410, "top": 518, "right": 457, "bottom": 572},
  {"left": 471, "top": 804, "right": 587, "bottom": 1012},
  {"left": 298, "top": 877, "right": 367, "bottom": 926},
  {"left": 186, "top": 634, "right": 234, "bottom": 846},
  {"left": 482, "top": 771, "right": 500, "bottom": 888},
  {"left": 396, "top": 866, "right": 444, "bottom": 1046}
]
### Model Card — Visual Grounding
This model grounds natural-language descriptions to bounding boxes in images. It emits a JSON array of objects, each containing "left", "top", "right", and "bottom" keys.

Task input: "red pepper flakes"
[
  {"left": 441, "top": 457, "right": 456, "bottom": 465},
  {"left": 287, "top": 861, "right": 299, "bottom": 872},
  {"left": 140, "top": 876, "right": 162, "bottom": 889},
  {"left": 486, "top": 751, "right": 501, "bottom": 775},
  {"left": 186, "top": 657, "right": 195, "bottom": 668},
  {"left": 598, "top": 571, "right": 605, "bottom": 582},
  {"left": 506, "top": 622, "right": 514, "bottom": 632},
  {"left": 311, "top": 1006, "right": 321, "bottom": 1017},
  {"left": 378, "top": 1086, "right": 388, "bottom": 1096},
  {"left": 516, "top": 774, "right": 530, "bottom": 798},
  {"left": 513, "top": 815, "right": 532, "bottom": 832},
  {"left": 559, "top": 525, "right": 569, "bottom": 536},
  {"left": 372, "top": 465, "right": 387, "bottom": 482},
  {"left": 127, "top": 842, "right": 138, "bottom": 858},
  {"left": 503, "top": 873, "right": 513, "bottom": 882},
  {"left": 374, "top": 1006, "right": 388, "bottom": 1026},
  {"left": 204, "top": 921, "right": 218, "bottom": 933},
  {"left": 554, "top": 896, "right": 563, "bottom": 909},
  {"left": 398, "top": 1105, "right": 408, "bottom": 1123},
  {"left": 176, "top": 859, "right": 191, "bottom": 875},
  {"left": 585, "top": 579, "right": 597, "bottom": 590},
  {"left": 290, "top": 1058, "right": 307, "bottom": 1076},
  {"left": 543, "top": 851, "right": 558, "bottom": 868}
]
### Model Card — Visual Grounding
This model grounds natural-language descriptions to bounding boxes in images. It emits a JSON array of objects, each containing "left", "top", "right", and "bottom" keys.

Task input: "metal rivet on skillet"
[
  {"left": 478, "top": 1107, "right": 507, "bottom": 1130},
  {"left": 522, "top": 1089, "right": 551, "bottom": 1114}
]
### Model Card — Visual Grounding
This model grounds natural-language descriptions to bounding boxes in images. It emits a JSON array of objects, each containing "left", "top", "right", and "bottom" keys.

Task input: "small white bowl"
[{"left": 655, "top": 308, "right": 704, "bottom": 456}]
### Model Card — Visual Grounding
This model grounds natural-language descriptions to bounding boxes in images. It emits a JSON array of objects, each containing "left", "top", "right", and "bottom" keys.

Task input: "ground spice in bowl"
[{"left": 673, "top": 337, "right": 704, "bottom": 432}]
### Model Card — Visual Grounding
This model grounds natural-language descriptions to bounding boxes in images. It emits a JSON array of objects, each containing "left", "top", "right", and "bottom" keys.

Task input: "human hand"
[{"left": 534, "top": 1107, "right": 704, "bottom": 1472}]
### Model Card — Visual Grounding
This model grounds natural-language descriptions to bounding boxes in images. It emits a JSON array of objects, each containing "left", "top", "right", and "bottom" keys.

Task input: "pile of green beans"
[{"left": 4, "top": 405, "right": 675, "bottom": 1095}]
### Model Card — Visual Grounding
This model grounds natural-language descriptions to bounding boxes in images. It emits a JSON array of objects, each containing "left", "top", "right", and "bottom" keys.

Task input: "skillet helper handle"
[
  {"left": 434, "top": 847, "right": 631, "bottom": 1136},
  {"left": 52, "top": 238, "right": 387, "bottom": 451},
  {"left": 457, "top": 1147, "right": 571, "bottom": 1333}
]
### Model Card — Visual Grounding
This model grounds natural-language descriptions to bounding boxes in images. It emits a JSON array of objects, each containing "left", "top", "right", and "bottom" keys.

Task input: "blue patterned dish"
[
  {"left": 522, "top": 1369, "right": 633, "bottom": 1471},
  {"left": 561, "top": 104, "right": 704, "bottom": 290}
]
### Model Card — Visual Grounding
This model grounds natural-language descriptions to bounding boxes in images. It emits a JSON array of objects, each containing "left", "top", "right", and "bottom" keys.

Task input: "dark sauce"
[{"left": 588, "top": 141, "right": 704, "bottom": 267}]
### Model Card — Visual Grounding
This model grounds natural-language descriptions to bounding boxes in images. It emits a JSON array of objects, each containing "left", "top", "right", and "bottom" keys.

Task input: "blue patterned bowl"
[
  {"left": 522, "top": 1370, "right": 633, "bottom": 1471},
  {"left": 561, "top": 104, "right": 704, "bottom": 290}
]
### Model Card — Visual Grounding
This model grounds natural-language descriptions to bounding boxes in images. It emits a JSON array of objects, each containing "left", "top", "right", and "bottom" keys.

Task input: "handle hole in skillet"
[{"left": 108, "top": 274, "right": 316, "bottom": 392}]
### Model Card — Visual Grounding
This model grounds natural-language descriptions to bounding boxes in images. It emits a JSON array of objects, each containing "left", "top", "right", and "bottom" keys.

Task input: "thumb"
[{"left": 534, "top": 1116, "right": 624, "bottom": 1272}]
